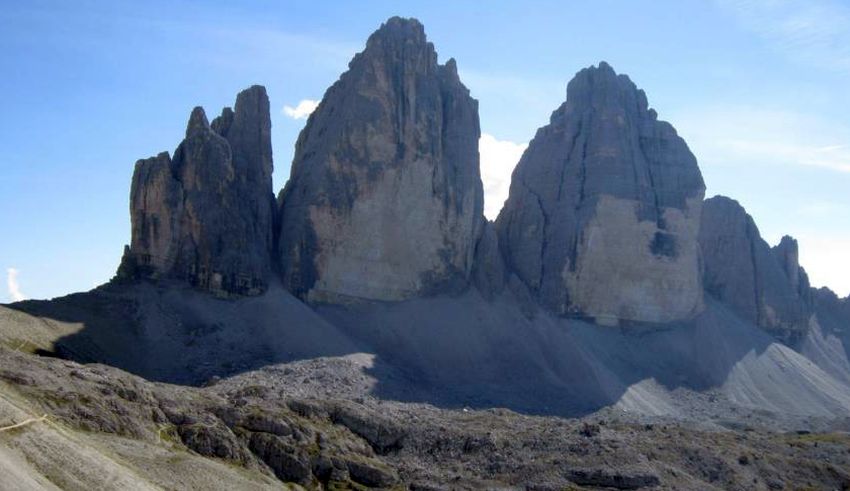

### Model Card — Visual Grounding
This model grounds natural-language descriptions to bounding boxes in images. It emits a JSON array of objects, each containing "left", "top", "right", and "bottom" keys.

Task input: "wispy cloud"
[
  {"left": 479, "top": 133, "right": 528, "bottom": 220},
  {"left": 717, "top": 0, "right": 850, "bottom": 72},
  {"left": 283, "top": 99, "right": 319, "bottom": 120},
  {"left": 674, "top": 105, "right": 850, "bottom": 173},
  {"left": 6, "top": 268, "right": 26, "bottom": 302}
]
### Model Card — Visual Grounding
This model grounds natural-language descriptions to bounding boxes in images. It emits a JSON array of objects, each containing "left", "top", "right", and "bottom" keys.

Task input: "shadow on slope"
[
  {"left": 3, "top": 281, "right": 362, "bottom": 385},
  {"left": 318, "top": 292, "right": 850, "bottom": 417},
  {"left": 5, "top": 282, "right": 850, "bottom": 419}
]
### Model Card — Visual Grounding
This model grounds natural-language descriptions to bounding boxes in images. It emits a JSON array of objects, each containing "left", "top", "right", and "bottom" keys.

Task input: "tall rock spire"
[
  {"left": 277, "top": 17, "right": 484, "bottom": 302},
  {"left": 495, "top": 62, "right": 706, "bottom": 325},
  {"left": 118, "top": 85, "right": 275, "bottom": 297}
]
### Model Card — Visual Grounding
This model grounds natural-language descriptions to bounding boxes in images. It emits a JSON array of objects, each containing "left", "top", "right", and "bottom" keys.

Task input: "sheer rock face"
[
  {"left": 471, "top": 221, "right": 506, "bottom": 300},
  {"left": 813, "top": 287, "right": 850, "bottom": 334},
  {"left": 277, "top": 17, "right": 484, "bottom": 303},
  {"left": 495, "top": 62, "right": 705, "bottom": 325},
  {"left": 699, "top": 196, "right": 813, "bottom": 343},
  {"left": 119, "top": 86, "right": 275, "bottom": 297},
  {"left": 772, "top": 235, "right": 814, "bottom": 306}
]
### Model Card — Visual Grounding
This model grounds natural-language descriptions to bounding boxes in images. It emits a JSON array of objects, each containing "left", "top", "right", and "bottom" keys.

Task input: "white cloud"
[
  {"left": 796, "top": 234, "right": 850, "bottom": 297},
  {"left": 283, "top": 99, "right": 319, "bottom": 120},
  {"left": 479, "top": 133, "right": 528, "bottom": 220},
  {"left": 6, "top": 268, "right": 26, "bottom": 302},
  {"left": 717, "top": 0, "right": 850, "bottom": 72}
]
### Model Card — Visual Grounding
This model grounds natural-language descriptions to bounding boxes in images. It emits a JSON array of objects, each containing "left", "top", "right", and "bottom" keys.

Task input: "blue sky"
[{"left": 2, "top": 0, "right": 849, "bottom": 301}]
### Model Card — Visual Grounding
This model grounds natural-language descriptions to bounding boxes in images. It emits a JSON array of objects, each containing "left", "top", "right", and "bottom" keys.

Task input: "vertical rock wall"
[
  {"left": 277, "top": 17, "right": 484, "bottom": 303},
  {"left": 119, "top": 86, "right": 275, "bottom": 297},
  {"left": 699, "top": 196, "right": 813, "bottom": 342},
  {"left": 496, "top": 62, "right": 706, "bottom": 325}
]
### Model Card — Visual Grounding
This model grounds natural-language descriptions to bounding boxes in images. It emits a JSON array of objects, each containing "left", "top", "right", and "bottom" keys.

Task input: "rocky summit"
[
  {"left": 496, "top": 62, "right": 706, "bottom": 325},
  {"left": 277, "top": 17, "right": 484, "bottom": 303},
  {"left": 118, "top": 85, "right": 275, "bottom": 297},
  {"left": 3, "top": 15, "right": 850, "bottom": 491}
]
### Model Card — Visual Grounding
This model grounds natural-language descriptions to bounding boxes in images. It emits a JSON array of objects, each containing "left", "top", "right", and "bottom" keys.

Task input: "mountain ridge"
[{"left": 2, "top": 15, "right": 850, "bottom": 491}]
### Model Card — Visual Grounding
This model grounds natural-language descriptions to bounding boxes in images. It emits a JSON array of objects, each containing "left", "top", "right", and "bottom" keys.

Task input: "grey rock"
[
  {"left": 118, "top": 86, "right": 275, "bottom": 297},
  {"left": 331, "top": 402, "right": 406, "bottom": 454},
  {"left": 495, "top": 62, "right": 705, "bottom": 324},
  {"left": 177, "top": 423, "right": 251, "bottom": 462},
  {"left": 346, "top": 459, "right": 399, "bottom": 487},
  {"left": 808, "top": 287, "right": 850, "bottom": 370},
  {"left": 565, "top": 467, "right": 660, "bottom": 489},
  {"left": 813, "top": 287, "right": 850, "bottom": 333},
  {"left": 236, "top": 412, "right": 293, "bottom": 437},
  {"left": 247, "top": 432, "right": 312, "bottom": 484},
  {"left": 277, "top": 17, "right": 484, "bottom": 303},
  {"left": 772, "top": 235, "right": 813, "bottom": 305},
  {"left": 471, "top": 221, "right": 507, "bottom": 299},
  {"left": 698, "top": 196, "right": 812, "bottom": 342}
]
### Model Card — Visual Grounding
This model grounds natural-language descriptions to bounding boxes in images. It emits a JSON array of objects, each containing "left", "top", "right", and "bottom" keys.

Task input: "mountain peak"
[
  {"left": 121, "top": 86, "right": 274, "bottom": 297},
  {"left": 185, "top": 106, "right": 210, "bottom": 137},
  {"left": 496, "top": 64, "right": 705, "bottom": 324},
  {"left": 277, "top": 15, "right": 482, "bottom": 303},
  {"left": 565, "top": 62, "right": 648, "bottom": 115},
  {"left": 358, "top": 16, "right": 435, "bottom": 71},
  {"left": 370, "top": 16, "right": 426, "bottom": 42}
]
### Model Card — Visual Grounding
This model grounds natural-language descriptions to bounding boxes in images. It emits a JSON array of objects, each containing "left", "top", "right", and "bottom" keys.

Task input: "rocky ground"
[{"left": 2, "top": 345, "right": 850, "bottom": 490}]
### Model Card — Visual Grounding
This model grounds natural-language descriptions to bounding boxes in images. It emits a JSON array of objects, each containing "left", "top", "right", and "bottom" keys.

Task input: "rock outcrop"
[
  {"left": 118, "top": 86, "right": 275, "bottom": 297},
  {"left": 813, "top": 288, "right": 850, "bottom": 333},
  {"left": 277, "top": 17, "right": 484, "bottom": 302},
  {"left": 495, "top": 62, "right": 706, "bottom": 325},
  {"left": 772, "top": 235, "right": 814, "bottom": 307},
  {"left": 698, "top": 196, "right": 812, "bottom": 343}
]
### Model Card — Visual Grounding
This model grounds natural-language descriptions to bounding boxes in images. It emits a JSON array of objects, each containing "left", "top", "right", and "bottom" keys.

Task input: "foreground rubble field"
[{"left": 2, "top": 347, "right": 849, "bottom": 491}]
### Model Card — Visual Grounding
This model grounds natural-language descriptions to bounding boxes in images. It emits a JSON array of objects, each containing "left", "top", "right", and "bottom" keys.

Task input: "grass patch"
[
  {"left": 788, "top": 432, "right": 850, "bottom": 445},
  {"left": 157, "top": 423, "right": 182, "bottom": 446}
]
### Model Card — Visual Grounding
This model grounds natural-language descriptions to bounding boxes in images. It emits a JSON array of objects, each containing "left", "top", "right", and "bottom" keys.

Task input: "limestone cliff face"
[
  {"left": 277, "top": 17, "right": 484, "bottom": 302},
  {"left": 699, "top": 196, "right": 812, "bottom": 342},
  {"left": 118, "top": 86, "right": 275, "bottom": 297},
  {"left": 495, "top": 62, "right": 705, "bottom": 325}
]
